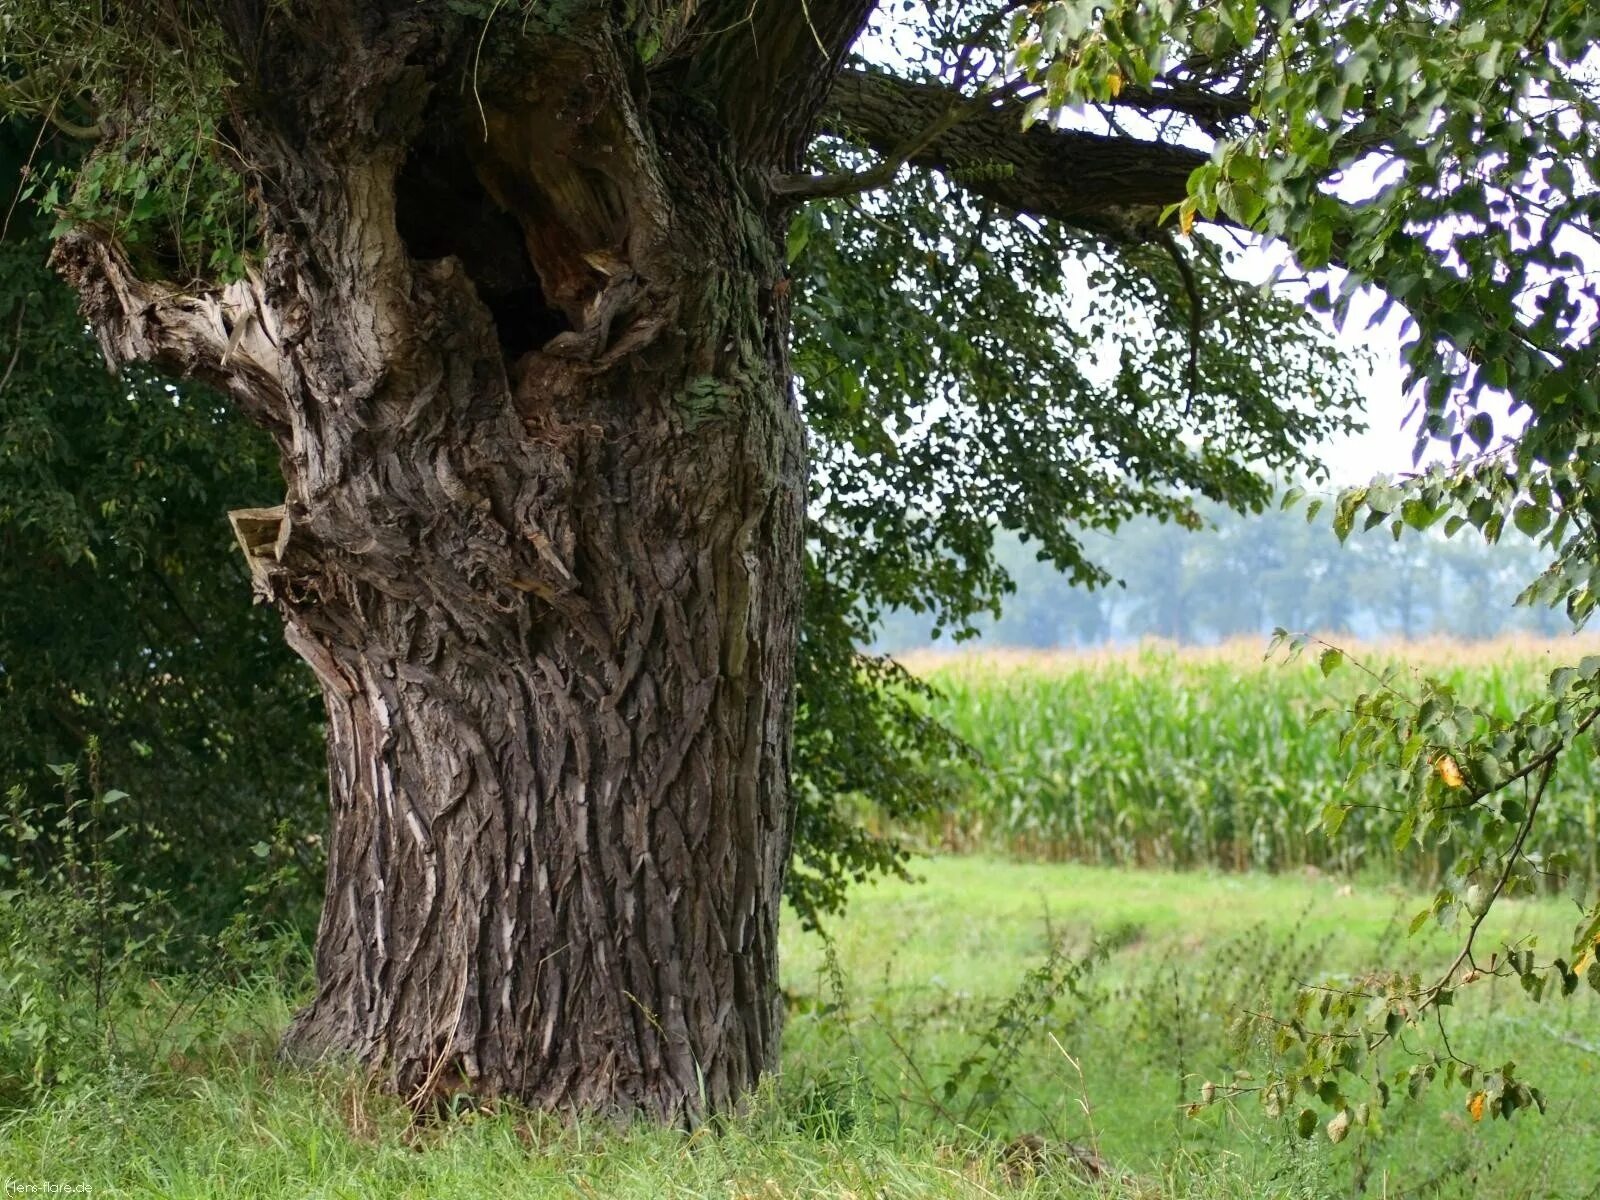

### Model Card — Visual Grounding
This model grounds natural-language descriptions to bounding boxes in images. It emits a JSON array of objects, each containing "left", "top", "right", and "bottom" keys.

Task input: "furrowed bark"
[
  {"left": 671, "top": 0, "right": 877, "bottom": 166},
  {"left": 56, "top": 7, "right": 808, "bottom": 1122}
]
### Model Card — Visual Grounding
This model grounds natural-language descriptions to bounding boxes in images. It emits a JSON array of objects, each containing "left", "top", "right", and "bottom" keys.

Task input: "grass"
[
  {"left": 4, "top": 857, "right": 1596, "bottom": 1198},
  {"left": 787, "top": 858, "right": 1600, "bottom": 1191},
  {"left": 908, "top": 637, "right": 1600, "bottom": 884}
]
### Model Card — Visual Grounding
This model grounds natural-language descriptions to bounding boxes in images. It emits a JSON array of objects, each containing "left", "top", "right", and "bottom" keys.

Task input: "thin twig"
[
  {"left": 0, "top": 298, "right": 28, "bottom": 396},
  {"left": 1157, "top": 230, "right": 1204, "bottom": 408}
]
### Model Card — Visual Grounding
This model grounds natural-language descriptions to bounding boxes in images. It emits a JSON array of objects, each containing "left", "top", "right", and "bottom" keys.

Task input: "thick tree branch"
[
  {"left": 816, "top": 70, "right": 1574, "bottom": 390},
  {"left": 671, "top": 0, "right": 878, "bottom": 167},
  {"left": 772, "top": 85, "right": 982, "bottom": 201},
  {"left": 1107, "top": 82, "right": 1254, "bottom": 127},
  {"left": 818, "top": 68, "right": 1210, "bottom": 239}
]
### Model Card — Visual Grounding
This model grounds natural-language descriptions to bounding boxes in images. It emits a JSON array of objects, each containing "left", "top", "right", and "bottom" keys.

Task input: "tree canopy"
[{"left": 0, "top": 123, "right": 323, "bottom": 926}]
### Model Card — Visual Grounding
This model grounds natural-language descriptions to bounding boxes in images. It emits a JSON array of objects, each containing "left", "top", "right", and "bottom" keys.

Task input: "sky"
[
  {"left": 1223, "top": 243, "right": 1516, "bottom": 489},
  {"left": 1296, "top": 277, "right": 1526, "bottom": 488},
  {"left": 1308, "top": 298, "right": 1419, "bottom": 484}
]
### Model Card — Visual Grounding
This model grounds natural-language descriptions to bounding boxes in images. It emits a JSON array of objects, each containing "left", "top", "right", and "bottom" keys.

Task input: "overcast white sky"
[
  {"left": 1310, "top": 302, "right": 1419, "bottom": 484},
  {"left": 1221, "top": 244, "right": 1502, "bottom": 490},
  {"left": 1305, "top": 288, "right": 1522, "bottom": 488}
]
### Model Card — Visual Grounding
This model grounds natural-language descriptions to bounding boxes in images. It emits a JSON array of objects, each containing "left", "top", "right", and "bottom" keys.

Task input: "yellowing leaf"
[
  {"left": 1326, "top": 1109, "right": 1351, "bottom": 1143},
  {"left": 1467, "top": 1091, "right": 1486, "bottom": 1122},
  {"left": 1106, "top": 67, "right": 1123, "bottom": 98},
  {"left": 1575, "top": 938, "right": 1596, "bottom": 974},
  {"left": 1179, "top": 205, "right": 1195, "bottom": 237},
  {"left": 1434, "top": 755, "right": 1464, "bottom": 788}
]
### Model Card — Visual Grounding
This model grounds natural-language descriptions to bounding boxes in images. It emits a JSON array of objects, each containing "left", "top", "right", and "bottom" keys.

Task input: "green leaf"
[
  {"left": 785, "top": 214, "right": 813, "bottom": 266},
  {"left": 1513, "top": 504, "right": 1549, "bottom": 537},
  {"left": 1466, "top": 413, "right": 1493, "bottom": 450},
  {"left": 1392, "top": 809, "right": 1417, "bottom": 853}
]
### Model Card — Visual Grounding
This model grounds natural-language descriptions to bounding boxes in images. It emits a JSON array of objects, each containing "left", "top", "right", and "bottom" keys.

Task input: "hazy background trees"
[{"left": 876, "top": 501, "right": 1564, "bottom": 651}]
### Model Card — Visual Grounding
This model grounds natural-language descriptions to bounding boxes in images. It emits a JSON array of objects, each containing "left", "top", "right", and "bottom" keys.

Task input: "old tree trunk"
[{"left": 56, "top": 4, "right": 869, "bottom": 1120}]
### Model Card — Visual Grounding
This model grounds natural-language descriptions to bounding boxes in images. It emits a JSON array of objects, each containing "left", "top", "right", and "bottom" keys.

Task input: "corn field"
[{"left": 912, "top": 638, "right": 1600, "bottom": 886}]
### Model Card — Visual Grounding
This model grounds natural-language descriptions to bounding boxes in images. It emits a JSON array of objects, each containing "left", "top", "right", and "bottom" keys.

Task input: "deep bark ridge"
[{"left": 50, "top": 0, "right": 1216, "bottom": 1123}]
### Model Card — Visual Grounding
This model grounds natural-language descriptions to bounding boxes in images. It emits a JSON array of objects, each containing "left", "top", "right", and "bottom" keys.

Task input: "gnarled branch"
[{"left": 51, "top": 232, "right": 292, "bottom": 426}]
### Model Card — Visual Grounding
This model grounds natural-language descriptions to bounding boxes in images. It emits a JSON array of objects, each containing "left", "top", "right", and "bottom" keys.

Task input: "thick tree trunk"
[
  {"left": 262, "top": 196, "right": 804, "bottom": 1119},
  {"left": 260, "top": 241, "right": 806, "bottom": 1119},
  {"left": 57, "top": 8, "right": 820, "bottom": 1121},
  {"left": 53, "top": 0, "right": 1222, "bottom": 1125},
  {"left": 275, "top": 307, "right": 803, "bottom": 1119},
  {"left": 262, "top": 165, "right": 806, "bottom": 1118}
]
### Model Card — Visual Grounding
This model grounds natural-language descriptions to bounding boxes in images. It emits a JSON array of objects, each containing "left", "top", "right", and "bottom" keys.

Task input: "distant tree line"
[{"left": 878, "top": 499, "right": 1564, "bottom": 651}]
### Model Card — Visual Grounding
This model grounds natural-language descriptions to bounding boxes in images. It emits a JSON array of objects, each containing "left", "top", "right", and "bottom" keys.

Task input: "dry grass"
[{"left": 898, "top": 633, "right": 1600, "bottom": 680}]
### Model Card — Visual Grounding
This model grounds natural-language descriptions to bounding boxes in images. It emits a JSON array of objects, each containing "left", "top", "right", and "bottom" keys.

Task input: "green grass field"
[
  {"left": 5, "top": 857, "right": 1596, "bottom": 1198},
  {"left": 8, "top": 639, "right": 1600, "bottom": 1196},
  {"left": 910, "top": 638, "right": 1600, "bottom": 885}
]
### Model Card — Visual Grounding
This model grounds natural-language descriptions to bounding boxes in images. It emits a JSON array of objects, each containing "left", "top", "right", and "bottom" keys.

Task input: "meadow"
[
  {"left": 908, "top": 637, "right": 1600, "bottom": 885},
  {"left": 4, "top": 637, "right": 1599, "bottom": 1197},
  {"left": 3, "top": 859, "right": 1596, "bottom": 1198}
]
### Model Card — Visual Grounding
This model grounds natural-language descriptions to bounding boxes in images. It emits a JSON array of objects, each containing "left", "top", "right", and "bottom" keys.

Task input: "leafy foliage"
[
  {"left": 789, "top": 97, "right": 1360, "bottom": 901},
  {"left": 789, "top": 575, "right": 973, "bottom": 925},
  {"left": 0, "top": 124, "right": 322, "bottom": 931},
  {"left": 0, "top": 2, "right": 252, "bottom": 280},
  {"left": 1003, "top": 0, "right": 1600, "bottom": 1137},
  {"left": 794, "top": 164, "right": 1362, "bottom": 639},
  {"left": 0, "top": 742, "right": 307, "bottom": 1107}
]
